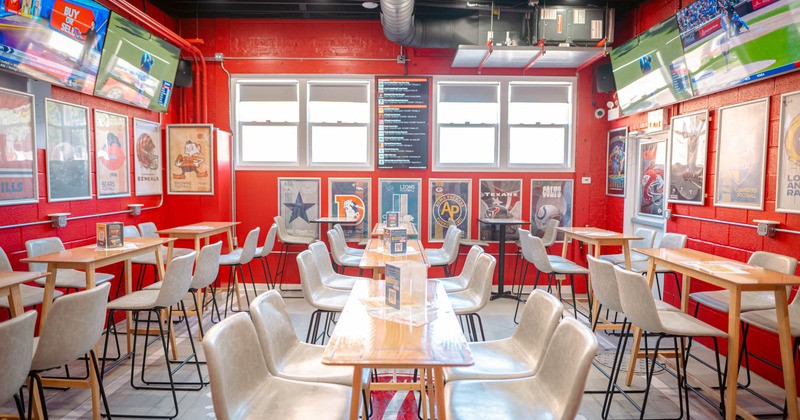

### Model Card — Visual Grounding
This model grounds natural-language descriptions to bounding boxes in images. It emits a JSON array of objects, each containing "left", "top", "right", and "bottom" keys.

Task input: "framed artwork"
[
  {"left": 45, "top": 99, "right": 92, "bottom": 202},
  {"left": 531, "top": 180, "right": 573, "bottom": 242},
  {"left": 279, "top": 178, "right": 320, "bottom": 239},
  {"left": 378, "top": 178, "right": 421, "bottom": 228},
  {"left": 714, "top": 98, "right": 769, "bottom": 210},
  {"left": 133, "top": 118, "right": 162, "bottom": 196},
  {"left": 329, "top": 178, "right": 370, "bottom": 241},
  {"left": 166, "top": 124, "right": 214, "bottom": 195},
  {"left": 637, "top": 140, "right": 667, "bottom": 218},
  {"left": 0, "top": 87, "right": 37, "bottom": 206},
  {"left": 479, "top": 179, "right": 522, "bottom": 242},
  {"left": 776, "top": 91, "right": 800, "bottom": 213},
  {"left": 428, "top": 179, "right": 471, "bottom": 242},
  {"left": 606, "top": 127, "right": 628, "bottom": 197},
  {"left": 667, "top": 110, "right": 708, "bottom": 205},
  {"left": 94, "top": 110, "right": 130, "bottom": 199}
]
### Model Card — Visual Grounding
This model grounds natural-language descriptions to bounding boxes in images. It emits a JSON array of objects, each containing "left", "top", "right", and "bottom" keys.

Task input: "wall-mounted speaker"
[
  {"left": 596, "top": 63, "right": 616, "bottom": 93},
  {"left": 174, "top": 59, "right": 193, "bottom": 88}
]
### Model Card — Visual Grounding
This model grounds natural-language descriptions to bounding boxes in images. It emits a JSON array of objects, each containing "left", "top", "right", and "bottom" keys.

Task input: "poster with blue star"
[
  {"left": 278, "top": 178, "right": 320, "bottom": 239},
  {"left": 329, "top": 178, "right": 370, "bottom": 241},
  {"left": 429, "top": 179, "right": 471, "bottom": 242},
  {"left": 378, "top": 178, "right": 421, "bottom": 230},
  {"left": 479, "top": 179, "right": 522, "bottom": 242}
]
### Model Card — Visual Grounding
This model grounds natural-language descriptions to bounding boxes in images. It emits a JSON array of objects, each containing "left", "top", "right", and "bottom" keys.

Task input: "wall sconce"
[
  {"left": 48, "top": 213, "right": 70, "bottom": 228},
  {"left": 128, "top": 204, "right": 144, "bottom": 216}
]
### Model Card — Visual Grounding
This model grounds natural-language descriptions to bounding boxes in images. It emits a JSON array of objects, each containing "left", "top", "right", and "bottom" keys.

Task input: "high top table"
[
  {"left": 359, "top": 236, "right": 429, "bottom": 279},
  {"left": 478, "top": 218, "right": 530, "bottom": 300}
]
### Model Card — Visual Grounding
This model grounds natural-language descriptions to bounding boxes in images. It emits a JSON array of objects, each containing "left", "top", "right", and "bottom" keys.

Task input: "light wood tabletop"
[
  {"left": 156, "top": 221, "right": 239, "bottom": 257},
  {"left": 630, "top": 247, "right": 800, "bottom": 420},
  {"left": 359, "top": 237, "right": 428, "bottom": 279},
  {"left": 0, "top": 270, "right": 48, "bottom": 318},
  {"left": 322, "top": 279, "right": 472, "bottom": 420},
  {"left": 371, "top": 222, "right": 419, "bottom": 238}
]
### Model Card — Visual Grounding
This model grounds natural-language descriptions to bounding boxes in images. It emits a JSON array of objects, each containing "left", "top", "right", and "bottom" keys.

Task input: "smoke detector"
[{"left": 362, "top": 1, "right": 379, "bottom": 9}]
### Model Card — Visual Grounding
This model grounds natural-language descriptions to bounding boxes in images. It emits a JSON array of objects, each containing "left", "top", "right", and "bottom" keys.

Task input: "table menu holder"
[
  {"left": 386, "top": 211, "right": 399, "bottom": 227},
  {"left": 385, "top": 261, "right": 427, "bottom": 308},
  {"left": 97, "top": 222, "right": 124, "bottom": 249},
  {"left": 387, "top": 227, "right": 407, "bottom": 254}
]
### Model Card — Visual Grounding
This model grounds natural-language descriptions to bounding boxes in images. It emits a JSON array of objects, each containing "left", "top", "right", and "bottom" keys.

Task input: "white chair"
[
  {"left": 333, "top": 223, "right": 365, "bottom": 257},
  {"left": 541, "top": 218, "right": 560, "bottom": 249},
  {"left": 444, "top": 290, "right": 562, "bottom": 382},
  {"left": 297, "top": 249, "right": 351, "bottom": 344},
  {"left": 273, "top": 215, "right": 316, "bottom": 291},
  {"left": 125, "top": 225, "right": 164, "bottom": 293},
  {"left": 202, "top": 313, "right": 351, "bottom": 420},
  {"left": 429, "top": 245, "right": 483, "bottom": 293},
  {"left": 327, "top": 228, "right": 362, "bottom": 274},
  {"left": 447, "top": 253, "right": 496, "bottom": 341},
  {"left": 445, "top": 318, "right": 598, "bottom": 420},
  {"left": 624, "top": 233, "right": 688, "bottom": 299},
  {"left": 427, "top": 225, "right": 462, "bottom": 276},
  {"left": 448, "top": 219, "right": 487, "bottom": 273},
  {"left": 220, "top": 227, "right": 260, "bottom": 316},
  {"left": 512, "top": 229, "right": 569, "bottom": 323},
  {"left": 0, "top": 246, "right": 63, "bottom": 312},
  {"left": 137, "top": 222, "right": 194, "bottom": 258},
  {"left": 308, "top": 241, "right": 365, "bottom": 290},
  {"left": 523, "top": 234, "right": 590, "bottom": 320},
  {"left": 599, "top": 227, "right": 656, "bottom": 266},
  {"left": 0, "top": 311, "right": 37, "bottom": 419},
  {"left": 26, "top": 237, "right": 114, "bottom": 291},
  {"left": 255, "top": 223, "right": 278, "bottom": 289},
  {"left": 511, "top": 219, "right": 560, "bottom": 291}
]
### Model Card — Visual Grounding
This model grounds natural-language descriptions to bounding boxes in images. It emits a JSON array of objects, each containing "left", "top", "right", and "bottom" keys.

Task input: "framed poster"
[
  {"left": 166, "top": 124, "right": 214, "bottom": 195},
  {"left": 94, "top": 110, "right": 130, "bottom": 198},
  {"left": 776, "top": 91, "right": 800, "bottom": 213},
  {"left": 637, "top": 140, "right": 667, "bottom": 218},
  {"left": 45, "top": 99, "right": 92, "bottom": 202},
  {"left": 667, "top": 110, "right": 708, "bottom": 205},
  {"left": 0, "top": 88, "right": 37, "bottom": 206},
  {"left": 714, "top": 99, "right": 769, "bottom": 210},
  {"left": 329, "top": 178, "right": 370, "bottom": 241},
  {"left": 428, "top": 179, "right": 471, "bottom": 242},
  {"left": 279, "top": 178, "right": 320, "bottom": 239},
  {"left": 531, "top": 180, "right": 574, "bottom": 242},
  {"left": 606, "top": 127, "right": 628, "bottom": 197},
  {"left": 378, "top": 178, "right": 421, "bottom": 228},
  {"left": 133, "top": 118, "right": 162, "bottom": 196},
  {"left": 479, "top": 179, "right": 522, "bottom": 242}
]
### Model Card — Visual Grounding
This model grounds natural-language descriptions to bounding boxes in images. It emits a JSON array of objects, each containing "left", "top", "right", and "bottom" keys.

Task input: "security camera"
[{"left": 594, "top": 108, "right": 606, "bottom": 119}]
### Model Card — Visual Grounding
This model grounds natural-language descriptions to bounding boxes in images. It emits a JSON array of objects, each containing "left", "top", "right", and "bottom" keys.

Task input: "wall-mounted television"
[
  {"left": 0, "top": 0, "right": 110, "bottom": 94},
  {"left": 610, "top": 15, "right": 694, "bottom": 116},
  {"left": 93, "top": 12, "right": 180, "bottom": 112},
  {"left": 678, "top": 0, "right": 800, "bottom": 97}
]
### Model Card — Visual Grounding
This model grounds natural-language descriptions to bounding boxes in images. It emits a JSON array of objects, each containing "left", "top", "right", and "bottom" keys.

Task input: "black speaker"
[
  {"left": 174, "top": 59, "right": 193, "bottom": 88},
  {"left": 596, "top": 63, "right": 616, "bottom": 93}
]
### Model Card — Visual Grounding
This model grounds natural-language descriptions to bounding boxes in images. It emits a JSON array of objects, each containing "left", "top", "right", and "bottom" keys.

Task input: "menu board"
[{"left": 376, "top": 77, "right": 430, "bottom": 169}]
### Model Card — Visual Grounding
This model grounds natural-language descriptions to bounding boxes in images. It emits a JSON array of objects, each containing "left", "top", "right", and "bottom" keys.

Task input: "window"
[
  {"left": 234, "top": 78, "right": 372, "bottom": 170},
  {"left": 436, "top": 82, "right": 500, "bottom": 167}
]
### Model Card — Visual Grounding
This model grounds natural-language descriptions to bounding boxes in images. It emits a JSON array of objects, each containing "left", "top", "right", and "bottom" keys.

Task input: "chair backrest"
[
  {"left": 527, "top": 235, "right": 555, "bottom": 274},
  {"left": 31, "top": 283, "right": 111, "bottom": 371},
  {"left": 203, "top": 312, "right": 272, "bottom": 420},
  {"left": 512, "top": 290, "right": 563, "bottom": 374},
  {"left": 297, "top": 250, "right": 325, "bottom": 302},
  {"left": 461, "top": 253, "right": 496, "bottom": 312},
  {"left": 25, "top": 237, "right": 66, "bottom": 273},
  {"left": 631, "top": 228, "right": 657, "bottom": 249},
  {"left": 153, "top": 252, "right": 197, "bottom": 308},
  {"left": 533, "top": 317, "right": 599, "bottom": 419},
  {"left": 333, "top": 224, "right": 348, "bottom": 244},
  {"left": 657, "top": 233, "right": 687, "bottom": 249},
  {"left": 327, "top": 229, "right": 349, "bottom": 263},
  {"left": 454, "top": 246, "right": 483, "bottom": 282},
  {"left": 190, "top": 242, "right": 222, "bottom": 290},
  {"left": 439, "top": 225, "right": 462, "bottom": 265},
  {"left": 308, "top": 241, "right": 338, "bottom": 282},
  {"left": 235, "top": 227, "right": 261, "bottom": 265},
  {"left": 587, "top": 255, "right": 624, "bottom": 314},
  {"left": 123, "top": 226, "right": 141, "bottom": 238},
  {"left": 541, "top": 218, "right": 561, "bottom": 248},
  {"left": 0, "top": 311, "right": 37, "bottom": 404},
  {"left": 615, "top": 266, "right": 664, "bottom": 333},
  {"left": 257, "top": 224, "right": 278, "bottom": 258},
  {"left": 137, "top": 222, "right": 159, "bottom": 238},
  {"left": 250, "top": 291, "right": 301, "bottom": 376},
  {"left": 517, "top": 228, "right": 533, "bottom": 262},
  {"left": 749, "top": 251, "right": 798, "bottom": 275},
  {"left": 0, "top": 247, "right": 12, "bottom": 271},
  {"left": 273, "top": 216, "right": 290, "bottom": 242}
]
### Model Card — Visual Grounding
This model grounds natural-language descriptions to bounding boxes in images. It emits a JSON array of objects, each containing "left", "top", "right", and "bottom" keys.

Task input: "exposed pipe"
[
  {"left": 0, "top": 195, "right": 164, "bottom": 230},
  {"left": 380, "top": 0, "right": 479, "bottom": 48},
  {"left": 671, "top": 213, "right": 800, "bottom": 236},
  {"left": 207, "top": 56, "right": 398, "bottom": 61}
]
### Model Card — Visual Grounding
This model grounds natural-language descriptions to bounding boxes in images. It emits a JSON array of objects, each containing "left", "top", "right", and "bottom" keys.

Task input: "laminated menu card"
[{"left": 97, "top": 222, "right": 124, "bottom": 249}]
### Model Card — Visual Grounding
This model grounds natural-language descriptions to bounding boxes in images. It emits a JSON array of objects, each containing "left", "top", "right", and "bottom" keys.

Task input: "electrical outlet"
[{"left": 581, "top": 177, "right": 591, "bottom": 184}]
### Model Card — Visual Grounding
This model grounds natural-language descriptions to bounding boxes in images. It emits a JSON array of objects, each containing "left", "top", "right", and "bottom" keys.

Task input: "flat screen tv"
[
  {"left": 678, "top": 0, "right": 800, "bottom": 97},
  {"left": 610, "top": 16, "right": 694, "bottom": 116},
  {"left": 93, "top": 12, "right": 180, "bottom": 112},
  {"left": 0, "top": 0, "right": 110, "bottom": 94}
]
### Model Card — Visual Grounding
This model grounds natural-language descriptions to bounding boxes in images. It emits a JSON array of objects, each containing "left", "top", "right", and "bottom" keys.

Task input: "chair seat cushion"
[
  {"left": 690, "top": 290, "right": 780, "bottom": 313},
  {"left": 219, "top": 249, "right": 244, "bottom": 265},
  {"left": 33, "top": 269, "right": 113, "bottom": 290},
  {"left": 320, "top": 274, "right": 358, "bottom": 291},
  {"left": 241, "top": 376, "right": 351, "bottom": 419},
  {"left": 444, "top": 339, "right": 533, "bottom": 382},
  {"left": 447, "top": 290, "right": 482, "bottom": 314},
  {"left": 0, "top": 285, "right": 64, "bottom": 309},
  {"left": 445, "top": 377, "right": 558, "bottom": 419},
  {"left": 657, "top": 311, "right": 727, "bottom": 337},
  {"left": 549, "top": 261, "right": 590, "bottom": 275},
  {"left": 547, "top": 256, "right": 570, "bottom": 264},
  {"left": 460, "top": 239, "right": 488, "bottom": 247},
  {"left": 107, "top": 290, "right": 161, "bottom": 311},
  {"left": 430, "top": 276, "right": 468, "bottom": 292},
  {"left": 427, "top": 251, "right": 456, "bottom": 266},
  {"left": 741, "top": 304, "right": 800, "bottom": 336},
  {"left": 334, "top": 254, "right": 362, "bottom": 267},
  {"left": 306, "top": 289, "right": 349, "bottom": 312},
  {"left": 277, "top": 342, "right": 371, "bottom": 387},
  {"left": 599, "top": 252, "right": 648, "bottom": 266},
  {"left": 655, "top": 300, "right": 680, "bottom": 312},
  {"left": 344, "top": 247, "right": 365, "bottom": 257}
]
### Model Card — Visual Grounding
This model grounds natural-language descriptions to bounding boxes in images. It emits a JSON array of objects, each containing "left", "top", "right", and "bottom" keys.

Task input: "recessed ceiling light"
[{"left": 362, "top": 1, "right": 379, "bottom": 9}]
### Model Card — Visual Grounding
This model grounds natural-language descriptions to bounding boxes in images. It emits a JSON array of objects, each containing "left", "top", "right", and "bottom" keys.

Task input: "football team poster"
[
  {"left": 429, "top": 179, "right": 470, "bottom": 242},
  {"left": 531, "top": 180, "right": 573, "bottom": 242},
  {"left": 714, "top": 99, "right": 768, "bottom": 210},
  {"left": 667, "top": 110, "right": 708, "bottom": 205},
  {"left": 133, "top": 118, "right": 162, "bottom": 196},
  {"left": 329, "top": 178, "right": 370, "bottom": 241},
  {"left": 0, "top": 87, "right": 36, "bottom": 206},
  {"left": 94, "top": 109, "right": 130, "bottom": 198},
  {"left": 638, "top": 141, "right": 666, "bottom": 217},
  {"left": 378, "top": 178, "right": 421, "bottom": 228},
  {"left": 606, "top": 127, "right": 627, "bottom": 197},
  {"left": 45, "top": 99, "right": 92, "bottom": 202},
  {"left": 167, "top": 124, "right": 214, "bottom": 195},
  {"left": 479, "top": 179, "right": 522, "bottom": 242},
  {"left": 279, "top": 178, "right": 320, "bottom": 239},
  {"left": 777, "top": 91, "right": 800, "bottom": 213}
]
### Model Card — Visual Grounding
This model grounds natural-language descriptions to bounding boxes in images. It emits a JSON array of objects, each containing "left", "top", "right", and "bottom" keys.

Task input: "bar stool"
[
  {"left": 333, "top": 223, "right": 365, "bottom": 257},
  {"left": 447, "top": 253, "right": 496, "bottom": 341},
  {"left": 512, "top": 228, "right": 569, "bottom": 323},
  {"left": 308, "top": 241, "right": 365, "bottom": 290},
  {"left": 429, "top": 245, "right": 483, "bottom": 293},
  {"left": 137, "top": 221, "right": 195, "bottom": 258},
  {"left": 522, "top": 234, "right": 590, "bottom": 320},
  {"left": 0, "top": 311, "right": 36, "bottom": 419},
  {"left": 296, "top": 249, "right": 350, "bottom": 344},
  {"left": 220, "top": 227, "right": 260, "bottom": 316},
  {"left": 273, "top": 215, "right": 316, "bottom": 292},
  {"left": 0, "top": 246, "right": 63, "bottom": 314},
  {"left": 26, "top": 237, "right": 114, "bottom": 291},
  {"left": 125, "top": 225, "right": 163, "bottom": 292},
  {"left": 448, "top": 219, "right": 487, "bottom": 273},
  {"left": 427, "top": 225, "right": 462, "bottom": 276},
  {"left": 254, "top": 223, "right": 278, "bottom": 289},
  {"left": 623, "top": 233, "right": 688, "bottom": 299},
  {"left": 327, "top": 228, "right": 362, "bottom": 274},
  {"left": 599, "top": 227, "right": 656, "bottom": 265},
  {"left": 511, "top": 219, "right": 560, "bottom": 291}
]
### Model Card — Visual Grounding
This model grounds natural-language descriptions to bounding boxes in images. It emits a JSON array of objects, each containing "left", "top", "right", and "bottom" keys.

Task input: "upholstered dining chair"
[
  {"left": 512, "top": 229, "right": 569, "bottom": 323},
  {"left": 429, "top": 245, "right": 484, "bottom": 293},
  {"left": 0, "top": 246, "right": 63, "bottom": 314},
  {"left": 327, "top": 228, "right": 362, "bottom": 274},
  {"left": 427, "top": 225, "right": 462, "bottom": 276},
  {"left": 623, "top": 232, "right": 688, "bottom": 299},
  {"left": 220, "top": 227, "right": 260, "bottom": 316},
  {"left": 447, "top": 253, "right": 496, "bottom": 341},
  {"left": 273, "top": 215, "right": 316, "bottom": 291},
  {"left": 254, "top": 223, "right": 278, "bottom": 289},
  {"left": 25, "top": 237, "right": 114, "bottom": 291},
  {"left": 599, "top": 227, "right": 656, "bottom": 266},
  {"left": 297, "top": 249, "right": 350, "bottom": 344},
  {"left": 333, "top": 223, "right": 365, "bottom": 257},
  {"left": 448, "top": 219, "right": 487, "bottom": 273},
  {"left": 308, "top": 241, "right": 365, "bottom": 290},
  {"left": 0, "top": 311, "right": 37, "bottom": 419}
]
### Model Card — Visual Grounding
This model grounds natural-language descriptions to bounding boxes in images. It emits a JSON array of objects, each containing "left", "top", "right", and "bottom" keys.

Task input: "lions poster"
[
  {"left": 531, "top": 180, "right": 573, "bottom": 242},
  {"left": 94, "top": 110, "right": 130, "bottom": 198},
  {"left": 133, "top": 118, "right": 162, "bottom": 196},
  {"left": 279, "top": 178, "right": 320, "bottom": 239},
  {"left": 777, "top": 91, "right": 800, "bottom": 213},
  {"left": 166, "top": 124, "right": 214, "bottom": 195},
  {"left": 378, "top": 179, "right": 421, "bottom": 228},
  {"left": 479, "top": 179, "right": 522, "bottom": 242},
  {"left": 429, "top": 179, "right": 470, "bottom": 242},
  {"left": 329, "top": 178, "right": 370, "bottom": 241}
]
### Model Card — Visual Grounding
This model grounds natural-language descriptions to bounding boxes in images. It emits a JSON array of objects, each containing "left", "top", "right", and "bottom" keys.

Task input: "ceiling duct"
[{"left": 380, "top": 0, "right": 479, "bottom": 48}]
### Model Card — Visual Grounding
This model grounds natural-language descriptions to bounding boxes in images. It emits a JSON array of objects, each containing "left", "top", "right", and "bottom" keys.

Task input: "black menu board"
[{"left": 376, "top": 77, "right": 430, "bottom": 169}]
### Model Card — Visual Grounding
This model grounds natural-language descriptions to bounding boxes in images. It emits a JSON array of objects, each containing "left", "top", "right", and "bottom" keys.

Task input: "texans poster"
[
  {"left": 0, "top": 88, "right": 37, "bottom": 206},
  {"left": 531, "top": 180, "right": 573, "bottom": 242},
  {"left": 606, "top": 127, "right": 628, "bottom": 197},
  {"left": 133, "top": 118, "right": 162, "bottom": 196},
  {"left": 638, "top": 141, "right": 666, "bottom": 217},
  {"left": 329, "top": 178, "right": 370, "bottom": 241},
  {"left": 429, "top": 179, "right": 470, "bottom": 242},
  {"left": 777, "top": 91, "right": 800, "bottom": 213},
  {"left": 667, "top": 110, "right": 708, "bottom": 205},
  {"left": 479, "top": 179, "right": 522, "bottom": 242},
  {"left": 279, "top": 178, "right": 320, "bottom": 239},
  {"left": 378, "top": 178, "right": 421, "bottom": 229},
  {"left": 94, "top": 109, "right": 130, "bottom": 198}
]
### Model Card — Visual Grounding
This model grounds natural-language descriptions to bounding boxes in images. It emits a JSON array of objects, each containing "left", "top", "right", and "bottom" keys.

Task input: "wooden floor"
[{"left": 1, "top": 284, "right": 790, "bottom": 419}]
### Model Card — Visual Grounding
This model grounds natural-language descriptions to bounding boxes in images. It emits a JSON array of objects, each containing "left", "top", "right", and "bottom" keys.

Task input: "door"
[{"left": 622, "top": 130, "right": 668, "bottom": 243}]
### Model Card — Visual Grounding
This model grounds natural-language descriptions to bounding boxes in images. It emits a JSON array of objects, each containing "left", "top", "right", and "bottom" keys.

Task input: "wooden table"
[
  {"left": 0, "top": 271, "right": 48, "bottom": 318},
  {"left": 630, "top": 248, "right": 800, "bottom": 420},
  {"left": 371, "top": 222, "right": 419, "bottom": 238},
  {"left": 322, "top": 280, "right": 473, "bottom": 420},
  {"left": 156, "top": 221, "right": 239, "bottom": 259},
  {"left": 477, "top": 218, "right": 530, "bottom": 300},
  {"left": 359, "top": 237, "right": 428, "bottom": 279}
]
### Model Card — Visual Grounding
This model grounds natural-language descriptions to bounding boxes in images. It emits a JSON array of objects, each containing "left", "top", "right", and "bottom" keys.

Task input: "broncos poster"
[
  {"left": 329, "top": 178, "right": 370, "bottom": 241},
  {"left": 133, "top": 118, "right": 162, "bottom": 196}
]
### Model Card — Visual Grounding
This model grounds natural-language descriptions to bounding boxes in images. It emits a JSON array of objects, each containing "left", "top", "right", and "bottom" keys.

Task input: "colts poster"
[
  {"left": 429, "top": 179, "right": 470, "bottom": 242},
  {"left": 777, "top": 91, "right": 800, "bottom": 213},
  {"left": 0, "top": 88, "right": 36, "bottom": 205},
  {"left": 329, "top": 178, "right": 370, "bottom": 241},
  {"left": 531, "top": 180, "right": 573, "bottom": 242},
  {"left": 378, "top": 178, "right": 421, "bottom": 228},
  {"left": 133, "top": 118, "right": 162, "bottom": 196},
  {"left": 166, "top": 124, "right": 214, "bottom": 195},
  {"left": 479, "top": 179, "right": 522, "bottom": 242},
  {"left": 279, "top": 178, "right": 320, "bottom": 239},
  {"left": 94, "top": 110, "right": 130, "bottom": 198}
]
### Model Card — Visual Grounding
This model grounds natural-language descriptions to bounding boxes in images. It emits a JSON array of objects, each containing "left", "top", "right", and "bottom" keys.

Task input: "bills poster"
[
  {"left": 606, "top": 127, "right": 628, "bottom": 197},
  {"left": 0, "top": 88, "right": 36, "bottom": 206},
  {"left": 531, "top": 180, "right": 573, "bottom": 242},
  {"left": 638, "top": 141, "right": 666, "bottom": 217},
  {"left": 279, "top": 178, "right": 320, "bottom": 239},
  {"left": 133, "top": 118, "right": 162, "bottom": 196},
  {"left": 667, "top": 110, "right": 708, "bottom": 205},
  {"left": 378, "top": 178, "right": 421, "bottom": 228},
  {"left": 777, "top": 91, "right": 800, "bottom": 213},
  {"left": 329, "top": 178, "right": 370, "bottom": 241},
  {"left": 479, "top": 179, "right": 522, "bottom": 242},
  {"left": 429, "top": 179, "right": 470, "bottom": 242},
  {"left": 94, "top": 109, "right": 130, "bottom": 198},
  {"left": 166, "top": 124, "right": 214, "bottom": 195}
]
